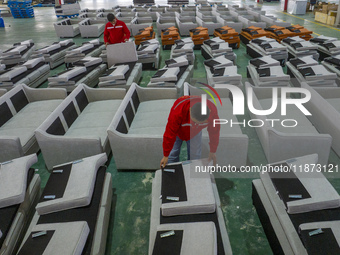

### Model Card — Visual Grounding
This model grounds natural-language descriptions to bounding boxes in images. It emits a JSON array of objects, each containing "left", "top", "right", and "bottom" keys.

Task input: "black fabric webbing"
[
  {"left": 10, "top": 89, "right": 29, "bottom": 113},
  {"left": 213, "top": 68, "right": 225, "bottom": 77},
  {"left": 37, "top": 167, "right": 106, "bottom": 255},
  {"left": 165, "top": 59, "right": 176, "bottom": 67},
  {"left": 300, "top": 228, "right": 340, "bottom": 255},
  {"left": 299, "top": 67, "right": 315, "bottom": 77},
  {"left": 161, "top": 164, "right": 187, "bottom": 204},
  {"left": 250, "top": 59, "right": 267, "bottom": 68},
  {"left": 0, "top": 102, "right": 13, "bottom": 127},
  {"left": 152, "top": 230, "right": 183, "bottom": 255},
  {"left": 17, "top": 230, "right": 55, "bottom": 255},
  {"left": 289, "top": 207, "right": 340, "bottom": 232},
  {"left": 39, "top": 163, "right": 72, "bottom": 202},
  {"left": 324, "top": 57, "right": 340, "bottom": 67},
  {"left": 0, "top": 169, "right": 34, "bottom": 248},
  {"left": 152, "top": 69, "right": 167, "bottom": 78},
  {"left": 257, "top": 68, "right": 271, "bottom": 77},
  {"left": 322, "top": 42, "right": 336, "bottom": 50},
  {"left": 204, "top": 59, "right": 220, "bottom": 69},
  {"left": 289, "top": 58, "right": 306, "bottom": 69},
  {"left": 268, "top": 163, "right": 311, "bottom": 208},
  {"left": 291, "top": 43, "right": 303, "bottom": 50},
  {"left": 282, "top": 38, "right": 295, "bottom": 45}
]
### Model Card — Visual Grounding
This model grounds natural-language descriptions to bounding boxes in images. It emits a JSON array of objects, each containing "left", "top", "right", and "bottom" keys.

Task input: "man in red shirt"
[
  {"left": 160, "top": 96, "right": 220, "bottom": 168},
  {"left": 104, "top": 13, "right": 130, "bottom": 46}
]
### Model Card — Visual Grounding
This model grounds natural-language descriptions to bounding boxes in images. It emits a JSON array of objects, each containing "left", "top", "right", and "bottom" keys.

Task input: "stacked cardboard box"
[
  {"left": 314, "top": 3, "right": 338, "bottom": 26},
  {"left": 213, "top": 25, "right": 240, "bottom": 49},
  {"left": 286, "top": 24, "right": 313, "bottom": 41},
  {"left": 189, "top": 27, "right": 209, "bottom": 46},
  {"left": 134, "top": 27, "right": 156, "bottom": 45},
  {"left": 161, "top": 26, "right": 180, "bottom": 47},
  {"left": 265, "top": 25, "right": 296, "bottom": 42},
  {"left": 240, "top": 26, "right": 270, "bottom": 44}
]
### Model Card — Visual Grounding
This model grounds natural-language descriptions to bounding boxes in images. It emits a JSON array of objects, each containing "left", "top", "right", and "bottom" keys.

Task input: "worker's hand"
[
  {"left": 124, "top": 38, "right": 129, "bottom": 42},
  {"left": 105, "top": 42, "right": 109, "bottom": 47},
  {"left": 208, "top": 152, "right": 217, "bottom": 166},
  {"left": 160, "top": 156, "right": 169, "bottom": 169}
]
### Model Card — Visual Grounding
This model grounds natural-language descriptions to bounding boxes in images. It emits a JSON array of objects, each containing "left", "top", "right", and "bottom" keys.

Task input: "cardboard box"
[
  {"left": 328, "top": 10, "right": 337, "bottom": 16},
  {"left": 315, "top": 11, "right": 328, "bottom": 23},
  {"left": 327, "top": 4, "right": 338, "bottom": 12},
  {"left": 327, "top": 15, "right": 336, "bottom": 25},
  {"left": 313, "top": 5, "right": 323, "bottom": 15},
  {"left": 322, "top": 4, "right": 328, "bottom": 13}
]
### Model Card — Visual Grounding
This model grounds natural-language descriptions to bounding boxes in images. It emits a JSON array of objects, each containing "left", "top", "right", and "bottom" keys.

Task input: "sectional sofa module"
[
  {"left": 245, "top": 82, "right": 332, "bottom": 165},
  {"left": 17, "top": 153, "right": 112, "bottom": 255},
  {"left": 107, "top": 83, "right": 178, "bottom": 170},
  {"left": 252, "top": 154, "right": 340, "bottom": 254},
  {"left": 78, "top": 18, "right": 105, "bottom": 38},
  {"left": 53, "top": 18, "right": 80, "bottom": 38},
  {"left": 0, "top": 154, "right": 41, "bottom": 255},
  {"left": 35, "top": 84, "right": 126, "bottom": 170},
  {"left": 301, "top": 83, "right": 340, "bottom": 157},
  {"left": 0, "top": 84, "right": 67, "bottom": 163}
]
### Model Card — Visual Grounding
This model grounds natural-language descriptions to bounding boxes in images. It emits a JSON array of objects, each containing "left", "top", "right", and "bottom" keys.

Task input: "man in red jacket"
[
  {"left": 104, "top": 13, "right": 130, "bottom": 46},
  {"left": 160, "top": 96, "right": 220, "bottom": 168}
]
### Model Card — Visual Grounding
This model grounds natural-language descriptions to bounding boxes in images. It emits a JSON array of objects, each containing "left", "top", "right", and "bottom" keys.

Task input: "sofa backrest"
[
  {"left": 0, "top": 84, "right": 30, "bottom": 127},
  {"left": 45, "top": 87, "right": 89, "bottom": 136},
  {"left": 114, "top": 84, "right": 140, "bottom": 134},
  {"left": 56, "top": 19, "right": 72, "bottom": 26}
]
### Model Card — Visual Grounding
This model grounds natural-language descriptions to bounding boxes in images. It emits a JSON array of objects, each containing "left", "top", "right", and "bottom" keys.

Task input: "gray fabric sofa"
[
  {"left": 107, "top": 83, "right": 178, "bottom": 170},
  {"left": 0, "top": 84, "right": 66, "bottom": 163},
  {"left": 301, "top": 82, "right": 340, "bottom": 157},
  {"left": 17, "top": 153, "right": 112, "bottom": 255},
  {"left": 0, "top": 154, "right": 41, "bottom": 255},
  {"left": 149, "top": 160, "right": 233, "bottom": 255},
  {"left": 53, "top": 18, "right": 80, "bottom": 38},
  {"left": 245, "top": 82, "right": 332, "bottom": 165},
  {"left": 175, "top": 16, "right": 198, "bottom": 36},
  {"left": 78, "top": 18, "right": 105, "bottom": 38},
  {"left": 35, "top": 84, "right": 126, "bottom": 170},
  {"left": 196, "top": 16, "right": 223, "bottom": 35}
]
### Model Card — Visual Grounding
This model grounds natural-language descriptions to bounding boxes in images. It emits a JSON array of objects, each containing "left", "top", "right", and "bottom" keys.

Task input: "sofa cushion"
[
  {"left": 128, "top": 99, "right": 175, "bottom": 135},
  {"left": 64, "top": 100, "right": 122, "bottom": 145},
  {"left": 0, "top": 155, "right": 32, "bottom": 208},
  {"left": 0, "top": 100, "right": 63, "bottom": 149}
]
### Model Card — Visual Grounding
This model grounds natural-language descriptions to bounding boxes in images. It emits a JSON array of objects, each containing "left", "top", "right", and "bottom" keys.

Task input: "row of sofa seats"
[
  {"left": 53, "top": 18, "right": 105, "bottom": 38},
  {"left": 0, "top": 82, "right": 249, "bottom": 171}
]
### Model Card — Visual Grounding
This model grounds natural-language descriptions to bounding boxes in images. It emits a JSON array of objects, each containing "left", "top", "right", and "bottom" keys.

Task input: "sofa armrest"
[
  {"left": 35, "top": 130, "right": 104, "bottom": 170},
  {"left": 83, "top": 86, "right": 126, "bottom": 102},
  {"left": 267, "top": 130, "right": 332, "bottom": 165},
  {"left": 107, "top": 130, "right": 164, "bottom": 170},
  {"left": 0, "top": 136, "right": 24, "bottom": 162},
  {"left": 23, "top": 85, "right": 67, "bottom": 102}
]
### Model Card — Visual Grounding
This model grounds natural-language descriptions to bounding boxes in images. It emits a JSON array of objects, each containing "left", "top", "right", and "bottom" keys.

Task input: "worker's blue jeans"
[{"left": 168, "top": 131, "right": 202, "bottom": 163}]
